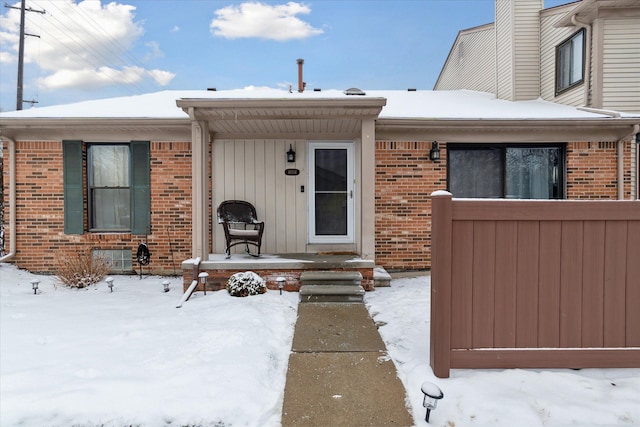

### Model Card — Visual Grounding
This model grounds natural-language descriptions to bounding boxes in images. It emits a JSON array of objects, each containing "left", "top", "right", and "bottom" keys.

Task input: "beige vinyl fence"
[{"left": 430, "top": 191, "right": 640, "bottom": 378}]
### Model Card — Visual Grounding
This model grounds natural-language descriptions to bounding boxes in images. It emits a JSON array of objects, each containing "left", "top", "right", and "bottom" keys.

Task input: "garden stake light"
[
  {"left": 106, "top": 277, "right": 114, "bottom": 293},
  {"left": 277, "top": 277, "right": 285, "bottom": 295},
  {"left": 198, "top": 272, "right": 209, "bottom": 295},
  {"left": 30, "top": 279, "right": 39, "bottom": 295},
  {"left": 162, "top": 280, "right": 170, "bottom": 293},
  {"left": 421, "top": 382, "right": 444, "bottom": 422}
]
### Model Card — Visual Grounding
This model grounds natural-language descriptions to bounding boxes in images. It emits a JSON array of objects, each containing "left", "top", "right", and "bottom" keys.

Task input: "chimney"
[{"left": 297, "top": 58, "right": 305, "bottom": 93}]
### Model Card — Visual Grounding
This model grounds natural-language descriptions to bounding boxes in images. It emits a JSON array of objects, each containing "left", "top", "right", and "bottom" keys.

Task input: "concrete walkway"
[{"left": 281, "top": 303, "right": 414, "bottom": 426}]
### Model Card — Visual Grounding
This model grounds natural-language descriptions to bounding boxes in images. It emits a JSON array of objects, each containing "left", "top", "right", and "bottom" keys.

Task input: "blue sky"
[{"left": 0, "top": 0, "right": 575, "bottom": 112}]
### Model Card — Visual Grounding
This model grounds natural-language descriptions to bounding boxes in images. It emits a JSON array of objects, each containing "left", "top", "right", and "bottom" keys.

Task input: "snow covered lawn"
[{"left": 1, "top": 264, "right": 639, "bottom": 426}]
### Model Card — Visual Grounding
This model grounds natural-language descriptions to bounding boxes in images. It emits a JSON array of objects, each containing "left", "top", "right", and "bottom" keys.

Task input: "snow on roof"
[{"left": 0, "top": 87, "right": 629, "bottom": 120}]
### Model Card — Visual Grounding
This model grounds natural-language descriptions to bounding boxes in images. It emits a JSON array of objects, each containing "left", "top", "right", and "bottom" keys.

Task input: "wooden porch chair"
[{"left": 217, "top": 200, "right": 264, "bottom": 258}]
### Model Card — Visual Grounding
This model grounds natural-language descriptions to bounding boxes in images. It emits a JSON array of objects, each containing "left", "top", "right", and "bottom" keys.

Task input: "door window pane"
[
  {"left": 449, "top": 148, "right": 503, "bottom": 198},
  {"left": 315, "top": 149, "right": 347, "bottom": 191},
  {"left": 315, "top": 193, "right": 347, "bottom": 235},
  {"left": 506, "top": 147, "right": 560, "bottom": 199}
]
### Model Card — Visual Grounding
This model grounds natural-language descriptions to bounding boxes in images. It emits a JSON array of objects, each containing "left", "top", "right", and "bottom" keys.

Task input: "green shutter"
[
  {"left": 63, "top": 140, "right": 84, "bottom": 234},
  {"left": 130, "top": 141, "right": 151, "bottom": 235}
]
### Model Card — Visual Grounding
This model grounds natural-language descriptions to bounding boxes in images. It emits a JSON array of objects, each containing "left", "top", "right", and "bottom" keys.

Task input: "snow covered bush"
[
  {"left": 226, "top": 271, "right": 267, "bottom": 297},
  {"left": 55, "top": 248, "right": 111, "bottom": 288}
]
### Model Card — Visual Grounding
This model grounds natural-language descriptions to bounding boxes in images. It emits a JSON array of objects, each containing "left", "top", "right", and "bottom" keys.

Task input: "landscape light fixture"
[
  {"left": 421, "top": 382, "right": 444, "bottom": 422},
  {"left": 198, "top": 272, "right": 209, "bottom": 295},
  {"left": 30, "top": 278, "right": 40, "bottom": 295},
  {"left": 429, "top": 141, "right": 441, "bottom": 162},
  {"left": 276, "top": 276, "right": 285, "bottom": 295},
  {"left": 162, "top": 280, "right": 170, "bottom": 293},
  {"left": 287, "top": 144, "right": 296, "bottom": 162},
  {"left": 106, "top": 277, "right": 114, "bottom": 293}
]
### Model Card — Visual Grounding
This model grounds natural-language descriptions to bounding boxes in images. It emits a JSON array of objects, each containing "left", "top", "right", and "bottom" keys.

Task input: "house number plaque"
[{"left": 285, "top": 168, "right": 300, "bottom": 176}]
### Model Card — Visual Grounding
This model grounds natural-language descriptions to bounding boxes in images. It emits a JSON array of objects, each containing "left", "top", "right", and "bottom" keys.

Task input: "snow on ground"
[
  {"left": 366, "top": 277, "right": 640, "bottom": 426},
  {"left": 1, "top": 263, "right": 639, "bottom": 426}
]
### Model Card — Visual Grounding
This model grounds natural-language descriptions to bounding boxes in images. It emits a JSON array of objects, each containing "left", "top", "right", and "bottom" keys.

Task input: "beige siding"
[
  {"left": 602, "top": 17, "right": 640, "bottom": 113},
  {"left": 213, "top": 139, "right": 307, "bottom": 254},
  {"left": 435, "top": 24, "right": 496, "bottom": 92},
  {"left": 496, "top": 0, "right": 514, "bottom": 100},
  {"left": 496, "top": 0, "right": 542, "bottom": 101},
  {"left": 512, "top": 0, "right": 542, "bottom": 100},
  {"left": 540, "top": 9, "right": 586, "bottom": 106}
]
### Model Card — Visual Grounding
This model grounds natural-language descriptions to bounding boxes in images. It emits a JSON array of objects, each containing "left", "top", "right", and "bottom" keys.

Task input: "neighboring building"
[
  {"left": 1, "top": 0, "right": 639, "bottom": 276},
  {"left": 436, "top": 0, "right": 640, "bottom": 200}
]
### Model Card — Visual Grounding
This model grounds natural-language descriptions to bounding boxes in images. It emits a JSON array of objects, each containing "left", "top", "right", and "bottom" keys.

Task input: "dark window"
[
  {"left": 448, "top": 144, "right": 564, "bottom": 199},
  {"left": 556, "top": 29, "right": 585, "bottom": 95},
  {"left": 63, "top": 140, "right": 150, "bottom": 234}
]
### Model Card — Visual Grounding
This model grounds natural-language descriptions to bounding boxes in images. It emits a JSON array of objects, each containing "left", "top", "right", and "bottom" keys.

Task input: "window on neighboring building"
[
  {"left": 448, "top": 144, "right": 564, "bottom": 199},
  {"left": 556, "top": 29, "right": 585, "bottom": 95},
  {"left": 63, "top": 140, "right": 150, "bottom": 235}
]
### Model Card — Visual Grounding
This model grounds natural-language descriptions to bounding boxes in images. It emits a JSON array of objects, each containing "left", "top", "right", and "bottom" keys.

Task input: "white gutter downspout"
[
  {"left": 571, "top": 15, "right": 591, "bottom": 106},
  {"left": 0, "top": 136, "right": 16, "bottom": 261}
]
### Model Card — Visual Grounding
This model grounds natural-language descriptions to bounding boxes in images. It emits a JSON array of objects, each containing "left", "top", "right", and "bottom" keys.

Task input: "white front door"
[{"left": 308, "top": 142, "right": 354, "bottom": 244}]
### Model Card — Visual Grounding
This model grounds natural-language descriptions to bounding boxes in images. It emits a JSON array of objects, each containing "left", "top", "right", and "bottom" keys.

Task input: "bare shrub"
[{"left": 55, "top": 248, "right": 111, "bottom": 288}]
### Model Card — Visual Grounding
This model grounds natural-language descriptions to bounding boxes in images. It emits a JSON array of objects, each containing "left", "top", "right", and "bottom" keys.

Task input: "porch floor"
[{"left": 182, "top": 253, "right": 390, "bottom": 292}]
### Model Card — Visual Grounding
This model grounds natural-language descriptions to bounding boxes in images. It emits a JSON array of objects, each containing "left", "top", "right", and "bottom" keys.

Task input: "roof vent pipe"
[{"left": 297, "top": 58, "right": 305, "bottom": 93}]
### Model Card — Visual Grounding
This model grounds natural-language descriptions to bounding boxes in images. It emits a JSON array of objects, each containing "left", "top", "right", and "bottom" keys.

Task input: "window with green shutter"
[{"left": 63, "top": 141, "right": 150, "bottom": 234}]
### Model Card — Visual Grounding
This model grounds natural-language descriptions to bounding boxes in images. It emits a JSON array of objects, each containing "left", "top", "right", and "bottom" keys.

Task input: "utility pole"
[{"left": 5, "top": 0, "right": 45, "bottom": 110}]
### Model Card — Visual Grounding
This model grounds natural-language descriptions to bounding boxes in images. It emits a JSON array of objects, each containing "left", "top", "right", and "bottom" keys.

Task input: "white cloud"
[
  {"left": 1, "top": 0, "right": 174, "bottom": 91},
  {"left": 210, "top": 1, "right": 323, "bottom": 41},
  {"left": 147, "top": 69, "right": 175, "bottom": 86}
]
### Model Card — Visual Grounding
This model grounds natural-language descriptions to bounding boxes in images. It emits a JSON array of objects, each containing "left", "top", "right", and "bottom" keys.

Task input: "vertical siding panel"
[
  {"left": 284, "top": 141, "right": 299, "bottom": 250},
  {"left": 560, "top": 221, "right": 584, "bottom": 347},
  {"left": 472, "top": 221, "right": 496, "bottom": 348},
  {"left": 494, "top": 221, "right": 518, "bottom": 347},
  {"left": 582, "top": 221, "right": 605, "bottom": 347},
  {"left": 538, "top": 221, "right": 562, "bottom": 347},
  {"left": 223, "top": 140, "right": 235, "bottom": 199},
  {"left": 253, "top": 140, "right": 267, "bottom": 249},
  {"left": 234, "top": 141, "right": 246, "bottom": 200},
  {"left": 626, "top": 221, "right": 640, "bottom": 346},
  {"left": 263, "top": 140, "right": 277, "bottom": 253},
  {"left": 516, "top": 221, "right": 539, "bottom": 347},
  {"left": 603, "top": 221, "right": 627, "bottom": 347},
  {"left": 274, "top": 141, "right": 288, "bottom": 252},
  {"left": 294, "top": 140, "right": 307, "bottom": 252},
  {"left": 451, "top": 221, "right": 473, "bottom": 349}
]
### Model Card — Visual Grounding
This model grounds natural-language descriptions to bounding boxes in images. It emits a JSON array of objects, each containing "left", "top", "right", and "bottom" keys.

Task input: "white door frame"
[{"left": 307, "top": 141, "right": 354, "bottom": 244}]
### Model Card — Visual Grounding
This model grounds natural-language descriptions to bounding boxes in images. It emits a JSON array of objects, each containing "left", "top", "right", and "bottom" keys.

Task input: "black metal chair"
[{"left": 217, "top": 200, "right": 264, "bottom": 258}]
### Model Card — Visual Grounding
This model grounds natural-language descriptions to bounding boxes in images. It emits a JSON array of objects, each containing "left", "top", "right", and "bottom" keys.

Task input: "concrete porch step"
[
  {"left": 299, "top": 271, "right": 364, "bottom": 303},
  {"left": 299, "top": 285, "right": 365, "bottom": 303},
  {"left": 299, "top": 271, "right": 362, "bottom": 286}
]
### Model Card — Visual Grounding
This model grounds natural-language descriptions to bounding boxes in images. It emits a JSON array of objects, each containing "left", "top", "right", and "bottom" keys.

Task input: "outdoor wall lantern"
[
  {"left": 106, "top": 277, "right": 114, "bottom": 293},
  {"left": 287, "top": 144, "right": 296, "bottom": 162},
  {"left": 276, "top": 276, "right": 285, "bottom": 295},
  {"left": 429, "top": 141, "right": 441, "bottom": 162},
  {"left": 162, "top": 280, "right": 170, "bottom": 293},
  {"left": 198, "top": 272, "right": 209, "bottom": 295},
  {"left": 421, "top": 382, "right": 444, "bottom": 422},
  {"left": 30, "top": 278, "right": 40, "bottom": 295}
]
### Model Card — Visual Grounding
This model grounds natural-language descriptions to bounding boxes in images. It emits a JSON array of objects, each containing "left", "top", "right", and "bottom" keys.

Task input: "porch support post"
[
  {"left": 191, "top": 114, "right": 210, "bottom": 260},
  {"left": 361, "top": 118, "right": 376, "bottom": 260}
]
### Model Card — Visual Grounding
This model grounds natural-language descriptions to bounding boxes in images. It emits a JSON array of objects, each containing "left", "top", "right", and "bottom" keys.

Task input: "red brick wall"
[
  {"left": 2, "top": 140, "right": 192, "bottom": 274},
  {"left": 374, "top": 140, "right": 632, "bottom": 271},
  {"left": 566, "top": 141, "right": 633, "bottom": 199},
  {"left": 375, "top": 141, "right": 446, "bottom": 271}
]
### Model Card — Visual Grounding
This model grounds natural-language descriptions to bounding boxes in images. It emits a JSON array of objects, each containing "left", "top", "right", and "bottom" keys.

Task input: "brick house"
[{"left": 1, "top": 0, "right": 639, "bottom": 286}]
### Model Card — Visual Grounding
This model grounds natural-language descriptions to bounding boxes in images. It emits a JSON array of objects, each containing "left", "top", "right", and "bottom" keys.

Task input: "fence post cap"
[{"left": 431, "top": 190, "right": 452, "bottom": 198}]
